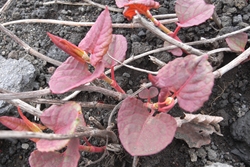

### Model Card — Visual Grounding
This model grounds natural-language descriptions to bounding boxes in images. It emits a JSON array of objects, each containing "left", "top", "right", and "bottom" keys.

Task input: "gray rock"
[
  {"left": 230, "top": 111, "right": 250, "bottom": 146},
  {"left": 205, "top": 162, "right": 233, "bottom": 167},
  {"left": 207, "top": 148, "right": 218, "bottom": 161},
  {"left": 47, "top": 45, "right": 69, "bottom": 62},
  {"left": 220, "top": 16, "right": 232, "bottom": 27},
  {"left": 231, "top": 142, "right": 250, "bottom": 165},
  {"left": 0, "top": 56, "right": 36, "bottom": 114},
  {"left": 222, "top": 0, "right": 234, "bottom": 7},
  {"left": 233, "top": 15, "right": 243, "bottom": 25}
]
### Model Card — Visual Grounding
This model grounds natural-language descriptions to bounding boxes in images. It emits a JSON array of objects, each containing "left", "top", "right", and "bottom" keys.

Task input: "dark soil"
[{"left": 0, "top": 0, "right": 250, "bottom": 167}]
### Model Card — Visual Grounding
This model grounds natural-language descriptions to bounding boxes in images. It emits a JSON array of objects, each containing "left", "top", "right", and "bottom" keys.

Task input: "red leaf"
[
  {"left": 138, "top": 87, "right": 158, "bottom": 99},
  {"left": 29, "top": 138, "right": 80, "bottom": 167},
  {"left": 123, "top": 0, "right": 160, "bottom": 20},
  {"left": 47, "top": 33, "right": 90, "bottom": 64},
  {"left": 118, "top": 97, "right": 177, "bottom": 156},
  {"left": 0, "top": 116, "right": 31, "bottom": 131},
  {"left": 102, "top": 34, "right": 127, "bottom": 68},
  {"left": 149, "top": 55, "right": 214, "bottom": 112},
  {"left": 49, "top": 57, "right": 104, "bottom": 94},
  {"left": 115, "top": 0, "right": 129, "bottom": 8},
  {"left": 17, "top": 107, "right": 43, "bottom": 132},
  {"left": 175, "top": 0, "right": 214, "bottom": 27},
  {"left": 78, "top": 7, "right": 112, "bottom": 66},
  {"left": 226, "top": 32, "right": 248, "bottom": 52},
  {"left": 37, "top": 102, "right": 81, "bottom": 152}
]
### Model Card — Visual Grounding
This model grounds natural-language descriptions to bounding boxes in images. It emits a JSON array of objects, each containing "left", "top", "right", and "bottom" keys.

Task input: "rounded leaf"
[
  {"left": 118, "top": 97, "right": 177, "bottom": 156},
  {"left": 149, "top": 55, "right": 214, "bottom": 112},
  {"left": 175, "top": 0, "right": 215, "bottom": 27}
]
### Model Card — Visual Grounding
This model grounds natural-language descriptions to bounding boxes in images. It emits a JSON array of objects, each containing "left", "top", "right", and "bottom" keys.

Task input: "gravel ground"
[{"left": 0, "top": 0, "right": 250, "bottom": 166}]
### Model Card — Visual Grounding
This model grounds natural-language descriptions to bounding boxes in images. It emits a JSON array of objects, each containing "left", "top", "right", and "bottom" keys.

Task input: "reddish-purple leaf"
[
  {"left": 226, "top": 32, "right": 248, "bottom": 52},
  {"left": 118, "top": 97, "right": 177, "bottom": 156},
  {"left": 49, "top": 57, "right": 104, "bottom": 94},
  {"left": 0, "top": 116, "right": 32, "bottom": 131},
  {"left": 102, "top": 34, "right": 127, "bottom": 68},
  {"left": 123, "top": 0, "right": 160, "bottom": 20},
  {"left": 47, "top": 33, "right": 89, "bottom": 64},
  {"left": 175, "top": 122, "right": 218, "bottom": 148},
  {"left": 175, "top": 0, "right": 215, "bottom": 27},
  {"left": 138, "top": 87, "right": 159, "bottom": 99},
  {"left": 29, "top": 138, "right": 80, "bottom": 167},
  {"left": 149, "top": 55, "right": 214, "bottom": 112},
  {"left": 115, "top": 0, "right": 129, "bottom": 8},
  {"left": 37, "top": 102, "right": 81, "bottom": 152},
  {"left": 78, "top": 7, "right": 112, "bottom": 66}
]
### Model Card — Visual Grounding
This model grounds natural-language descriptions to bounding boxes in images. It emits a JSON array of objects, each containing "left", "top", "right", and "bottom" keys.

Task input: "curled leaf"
[
  {"left": 17, "top": 107, "right": 43, "bottom": 133},
  {"left": 123, "top": 0, "right": 160, "bottom": 20},
  {"left": 118, "top": 97, "right": 177, "bottom": 156},
  {"left": 47, "top": 33, "right": 90, "bottom": 64},
  {"left": 0, "top": 116, "right": 32, "bottom": 131},
  {"left": 149, "top": 55, "right": 214, "bottom": 112},
  {"left": 79, "top": 7, "right": 112, "bottom": 66},
  {"left": 226, "top": 32, "right": 248, "bottom": 52},
  {"left": 175, "top": 0, "right": 215, "bottom": 27},
  {"left": 175, "top": 123, "right": 215, "bottom": 148}
]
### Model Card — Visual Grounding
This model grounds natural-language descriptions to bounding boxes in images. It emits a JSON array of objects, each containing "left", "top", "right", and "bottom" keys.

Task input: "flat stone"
[{"left": 0, "top": 56, "right": 36, "bottom": 114}]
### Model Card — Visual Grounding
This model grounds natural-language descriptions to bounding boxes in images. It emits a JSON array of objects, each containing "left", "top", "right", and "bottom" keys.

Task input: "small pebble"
[{"left": 21, "top": 143, "right": 29, "bottom": 150}]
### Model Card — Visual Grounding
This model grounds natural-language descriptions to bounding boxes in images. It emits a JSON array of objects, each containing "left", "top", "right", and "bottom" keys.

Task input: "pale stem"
[
  {"left": 2, "top": 18, "right": 178, "bottom": 28},
  {"left": 108, "top": 54, "right": 158, "bottom": 75},
  {"left": 0, "top": 129, "right": 118, "bottom": 143},
  {"left": 0, "top": 0, "right": 14, "bottom": 13},
  {"left": 213, "top": 46, "right": 250, "bottom": 78},
  {"left": 0, "top": 24, "right": 62, "bottom": 66},
  {"left": 7, "top": 99, "right": 43, "bottom": 116},
  {"left": 43, "top": 0, "right": 90, "bottom": 6},
  {"left": 134, "top": 14, "right": 204, "bottom": 56},
  {"left": 83, "top": 0, "right": 123, "bottom": 13},
  {"left": 0, "top": 86, "right": 126, "bottom": 101}
]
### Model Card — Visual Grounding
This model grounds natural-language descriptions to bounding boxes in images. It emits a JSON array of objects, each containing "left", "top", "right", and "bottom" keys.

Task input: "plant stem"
[
  {"left": 0, "top": 129, "right": 118, "bottom": 143},
  {"left": 145, "top": 10, "right": 172, "bottom": 34},
  {"left": 78, "top": 145, "right": 106, "bottom": 153},
  {"left": 2, "top": 18, "right": 178, "bottom": 28},
  {"left": 213, "top": 46, "right": 250, "bottom": 78},
  {"left": 172, "top": 25, "right": 181, "bottom": 38},
  {"left": 134, "top": 14, "right": 204, "bottom": 56},
  {"left": 99, "top": 74, "right": 125, "bottom": 94}
]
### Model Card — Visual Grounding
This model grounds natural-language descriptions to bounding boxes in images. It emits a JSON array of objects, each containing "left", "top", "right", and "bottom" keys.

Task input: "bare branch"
[
  {"left": 43, "top": 0, "right": 90, "bottom": 6},
  {"left": 0, "top": 0, "right": 14, "bottom": 13},
  {"left": 134, "top": 13, "right": 204, "bottom": 56},
  {"left": 213, "top": 46, "right": 250, "bottom": 78},
  {"left": 83, "top": 0, "right": 123, "bottom": 12},
  {"left": 2, "top": 18, "right": 177, "bottom": 28},
  {"left": 0, "top": 24, "right": 61, "bottom": 66},
  {"left": 0, "top": 128, "right": 118, "bottom": 143},
  {"left": 6, "top": 99, "right": 43, "bottom": 116},
  {"left": 108, "top": 54, "right": 158, "bottom": 75},
  {"left": 0, "top": 88, "right": 51, "bottom": 100},
  {"left": 73, "top": 85, "right": 128, "bottom": 101}
]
